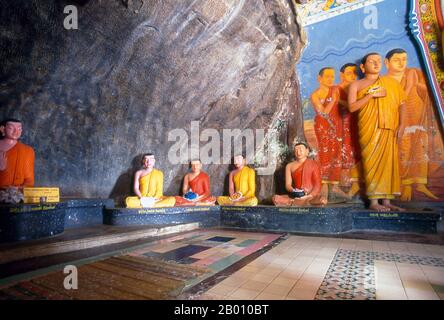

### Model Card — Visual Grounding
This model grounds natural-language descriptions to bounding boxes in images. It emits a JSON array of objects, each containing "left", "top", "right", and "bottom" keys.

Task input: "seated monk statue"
[
  {"left": 175, "top": 159, "right": 216, "bottom": 206},
  {"left": 0, "top": 118, "right": 35, "bottom": 189},
  {"left": 125, "top": 153, "right": 176, "bottom": 208},
  {"left": 272, "top": 142, "right": 327, "bottom": 206},
  {"left": 217, "top": 154, "right": 258, "bottom": 206}
]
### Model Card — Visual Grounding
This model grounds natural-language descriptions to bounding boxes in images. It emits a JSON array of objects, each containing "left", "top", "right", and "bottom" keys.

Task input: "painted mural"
[{"left": 296, "top": 0, "right": 444, "bottom": 202}]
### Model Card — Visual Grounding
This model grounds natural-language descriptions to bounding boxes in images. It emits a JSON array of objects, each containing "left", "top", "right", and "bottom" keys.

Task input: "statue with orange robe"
[
  {"left": 125, "top": 153, "right": 176, "bottom": 208},
  {"left": 338, "top": 63, "right": 363, "bottom": 198},
  {"left": 0, "top": 118, "right": 35, "bottom": 204},
  {"left": 217, "top": 155, "right": 258, "bottom": 206},
  {"left": 175, "top": 159, "right": 216, "bottom": 206},
  {"left": 272, "top": 142, "right": 326, "bottom": 206},
  {"left": 348, "top": 53, "right": 407, "bottom": 212},
  {"left": 310, "top": 67, "right": 347, "bottom": 202},
  {"left": 384, "top": 48, "right": 442, "bottom": 201},
  {"left": 0, "top": 119, "right": 35, "bottom": 188}
]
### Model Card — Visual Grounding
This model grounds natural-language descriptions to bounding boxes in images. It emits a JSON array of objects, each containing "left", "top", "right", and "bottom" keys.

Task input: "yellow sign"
[{"left": 23, "top": 187, "right": 60, "bottom": 204}]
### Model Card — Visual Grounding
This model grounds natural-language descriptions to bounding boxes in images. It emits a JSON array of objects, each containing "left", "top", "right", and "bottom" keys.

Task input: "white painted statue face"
[
  {"left": 191, "top": 160, "right": 202, "bottom": 173},
  {"left": 142, "top": 155, "right": 155, "bottom": 169},
  {"left": 294, "top": 144, "right": 309, "bottom": 160},
  {"left": 3, "top": 121, "right": 22, "bottom": 140},
  {"left": 233, "top": 155, "right": 245, "bottom": 168}
]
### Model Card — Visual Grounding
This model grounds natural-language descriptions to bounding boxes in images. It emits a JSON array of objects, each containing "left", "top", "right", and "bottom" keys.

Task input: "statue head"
[
  {"left": 385, "top": 48, "right": 407, "bottom": 75},
  {"left": 340, "top": 63, "right": 357, "bottom": 84},
  {"left": 190, "top": 159, "right": 202, "bottom": 173},
  {"left": 294, "top": 142, "right": 310, "bottom": 161},
  {"left": 141, "top": 153, "right": 155, "bottom": 169},
  {"left": 0, "top": 118, "right": 23, "bottom": 141},
  {"left": 318, "top": 67, "right": 335, "bottom": 87},
  {"left": 233, "top": 154, "right": 246, "bottom": 169},
  {"left": 360, "top": 53, "right": 382, "bottom": 75}
]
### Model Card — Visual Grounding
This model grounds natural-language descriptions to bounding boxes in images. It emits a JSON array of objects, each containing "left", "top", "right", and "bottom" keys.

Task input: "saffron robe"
[
  {"left": 357, "top": 76, "right": 406, "bottom": 200},
  {"left": 125, "top": 169, "right": 175, "bottom": 208},
  {"left": 0, "top": 142, "right": 35, "bottom": 188},
  {"left": 217, "top": 166, "right": 258, "bottom": 206},
  {"left": 399, "top": 68, "right": 444, "bottom": 186}
]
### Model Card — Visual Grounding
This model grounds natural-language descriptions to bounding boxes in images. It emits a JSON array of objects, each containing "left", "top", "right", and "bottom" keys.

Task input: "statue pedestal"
[
  {"left": 221, "top": 204, "right": 442, "bottom": 235},
  {"left": 0, "top": 203, "right": 66, "bottom": 242},
  {"left": 64, "top": 198, "right": 114, "bottom": 229},
  {"left": 104, "top": 206, "right": 220, "bottom": 227}
]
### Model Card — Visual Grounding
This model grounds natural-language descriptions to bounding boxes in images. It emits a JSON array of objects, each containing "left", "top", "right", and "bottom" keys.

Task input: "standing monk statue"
[
  {"left": 272, "top": 142, "right": 326, "bottom": 206},
  {"left": 217, "top": 154, "right": 258, "bottom": 206},
  {"left": 125, "top": 153, "right": 176, "bottom": 208},
  {"left": 348, "top": 53, "right": 407, "bottom": 212},
  {"left": 0, "top": 119, "right": 35, "bottom": 189},
  {"left": 175, "top": 159, "right": 216, "bottom": 206},
  {"left": 338, "top": 63, "right": 363, "bottom": 198},
  {"left": 310, "top": 67, "right": 348, "bottom": 202},
  {"left": 385, "top": 48, "right": 442, "bottom": 201}
]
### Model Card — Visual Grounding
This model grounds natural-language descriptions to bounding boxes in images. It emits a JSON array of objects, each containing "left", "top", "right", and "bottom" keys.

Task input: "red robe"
[
  {"left": 175, "top": 172, "right": 215, "bottom": 206},
  {"left": 314, "top": 87, "right": 342, "bottom": 183},
  {"left": 297, "top": 159, "right": 322, "bottom": 197},
  {"left": 339, "top": 86, "right": 361, "bottom": 167}
]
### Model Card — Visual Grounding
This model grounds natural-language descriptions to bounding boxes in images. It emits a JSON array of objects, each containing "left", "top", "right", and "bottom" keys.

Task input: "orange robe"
[
  {"left": 399, "top": 68, "right": 444, "bottom": 186},
  {"left": 0, "top": 142, "right": 35, "bottom": 188},
  {"left": 357, "top": 76, "right": 406, "bottom": 200},
  {"left": 175, "top": 172, "right": 216, "bottom": 206},
  {"left": 314, "top": 86, "right": 343, "bottom": 183}
]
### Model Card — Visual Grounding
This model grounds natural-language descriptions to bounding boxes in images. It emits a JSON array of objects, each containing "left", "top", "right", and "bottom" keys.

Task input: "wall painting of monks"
[{"left": 295, "top": 0, "right": 444, "bottom": 202}]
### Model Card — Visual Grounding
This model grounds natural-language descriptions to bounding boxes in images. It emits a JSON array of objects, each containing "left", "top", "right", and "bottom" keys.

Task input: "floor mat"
[{"left": 0, "top": 229, "right": 283, "bottom": 300}]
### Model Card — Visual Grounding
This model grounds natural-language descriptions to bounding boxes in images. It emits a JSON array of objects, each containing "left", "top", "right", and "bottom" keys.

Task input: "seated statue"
[
  {"left": 272, "top": 142, "right": 327, "bottom": 206},
  {"left": 175, "top": 159, "right": 216, "bottom": 206},
  {"left": 217, "top": 154, "right": 258, "bottom": 206},
  {"left": 0, "top": 119, "right": 35, "bottom": 202},
  {"left": 125, "top": 153, "right": 176, "bottom": 208}
]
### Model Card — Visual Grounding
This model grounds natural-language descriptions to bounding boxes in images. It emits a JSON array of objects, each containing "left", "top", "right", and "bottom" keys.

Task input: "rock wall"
[{"left": 0, "top": 0, "right": 306, "bottom": 203}]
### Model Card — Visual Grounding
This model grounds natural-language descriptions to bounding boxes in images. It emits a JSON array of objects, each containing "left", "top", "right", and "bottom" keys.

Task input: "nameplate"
[
  {"left": 10, "top": 205, "right": 57, "bottom": 213},
  {"left": 279, "top": 208, "right": 310, "bottom": 213},
  {"left": 138, "top": 209, "right": 166, "bottom": 214},
  {"left": 368, "top": 213, "right": 400, "bottom": 218},
  {"left": 23, "top": 187, "right": 60, "bottom": 204},
  {"left": 185, "top": 207, "right": 211, "bottom": 213},
  {"left": 223, "top": 207, "right": 247, "bottom": 211}
]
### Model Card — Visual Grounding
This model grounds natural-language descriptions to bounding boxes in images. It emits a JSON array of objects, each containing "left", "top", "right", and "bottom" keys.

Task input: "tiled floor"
[{"left": 198, "top": 235, "right": 444, "bottom": 300}]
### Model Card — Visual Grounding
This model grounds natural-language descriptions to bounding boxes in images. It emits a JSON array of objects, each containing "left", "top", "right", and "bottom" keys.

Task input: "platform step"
[{"left": 0, "top": 223, "right": 199, "bottom": 265}]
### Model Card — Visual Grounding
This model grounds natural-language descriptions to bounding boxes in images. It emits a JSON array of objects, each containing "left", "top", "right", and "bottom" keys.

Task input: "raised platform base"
[
  {"left": 64, "top": 198, "right": 114, "bottom": 229},
  {"left": 221, "top": 205, "right": 442, "bottom": 234},
  {"left": 0, "top": 203, "right": 66, "bottom": 242},
  {"left": 2, "top": 201, "right": 442, "bottom": 243},
  {"left": 103, "top": 206, "right": 220, "bottom": 227}
]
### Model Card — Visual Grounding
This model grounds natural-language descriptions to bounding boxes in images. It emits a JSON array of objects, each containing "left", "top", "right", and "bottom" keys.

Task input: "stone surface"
[{"left": 0, "top": 0, "right": 305, "bottom": 203}]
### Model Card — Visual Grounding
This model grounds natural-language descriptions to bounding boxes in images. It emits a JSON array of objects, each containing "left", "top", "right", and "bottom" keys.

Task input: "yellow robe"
[
  {"left": 357, "top": 76, "right": 406, "bottom": 200},
  {"left": 217, "top": 166, "right": 258, "bottom": 206},
  {"left": 125, "top": 169, "right": 176, "bottom": 208},
  {"left": 399, "top": 68, "right": 440, "bottom": 185}
]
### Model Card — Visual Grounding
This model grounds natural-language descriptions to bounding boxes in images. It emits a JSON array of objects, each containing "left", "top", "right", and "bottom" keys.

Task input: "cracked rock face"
[{"left": 1, "top": 0, "right": 305, "bottom": 202}]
